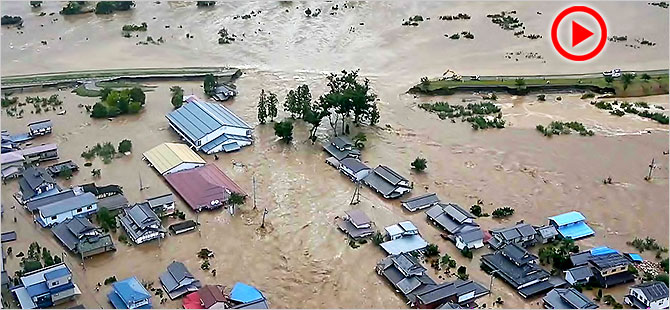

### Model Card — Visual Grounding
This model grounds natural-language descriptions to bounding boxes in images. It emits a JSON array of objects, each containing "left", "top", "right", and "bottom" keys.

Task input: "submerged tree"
[
  {"left": 318, "top": 70, "right": 379, "bottom": 135},
  {"left": 267, "top": 91, "right": 278, "bottom": 121},
  {"left": 411, "top": 157, "right": 427, "bottom": 172},
  {"left": 203, "top": 74, "right": 217, "bottom": 96},
  {"left": 170, "top": 86, "right": 184, "bottom": 108},
  {"left": 274, "top": 120, "right": 294, "bottom": 143},
  {"left": 118, "top": 139, "right": 132, "bottom": 153},
  {"left": 257, "top": 90, "right": 268, "bottom": 124}
]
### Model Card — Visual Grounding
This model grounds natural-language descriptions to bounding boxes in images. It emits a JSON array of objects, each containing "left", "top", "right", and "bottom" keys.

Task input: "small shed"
[{"left": 28, "top": 120, "right": 53, "bottom": 137}]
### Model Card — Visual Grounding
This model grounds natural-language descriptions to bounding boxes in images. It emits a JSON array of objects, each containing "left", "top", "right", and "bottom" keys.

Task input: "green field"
[{"left": 412, "top": 72, "right": 669, "bottom": 97}]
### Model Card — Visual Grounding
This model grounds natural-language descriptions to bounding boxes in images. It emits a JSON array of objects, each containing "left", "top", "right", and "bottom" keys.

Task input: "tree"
[
  {"left": 284, "top": 84, "right": 312, "bottom": 119},
  {"left": 60, "top": 1, "right": 83, "bottom": 15},
  {"left": 91, "top": 102, "right": 108, "bottom": 118},
  {"left": 274, "top": 120, "right": 294, "bottom": 142},
  {"left": 204, "top": 74, "right": 217, "bottom": 96},
  {"left": 257, "top": 90, "right": 267, "bottom": 124},
  {"left": 227, "top": 192, "right": 246, "bottom": 209},
  {"left": 118, "top": 139, "right": 132, "bottom": 153},
  {"left": 95, "top": 1, "right": 115, "bottom": 14},
  {"left": 30, "top": 1, "right": 43, "bottom": 8},
  {"left": 604, "top": 76, "right": 614, "bottom": 84},
  {"left": 59, "top": 167, "right": 73, "bottom": 179},
  {"left": 411, "top": 157, "right": 427, "bottom": 172},
  {"left": 304, "top": 102, "right": 327, "bottom": 142},
  {"left": 461, "top": 247, "right": 473, "bottom": 259},
  {"left": 100, "top": 87, "right": 113, "bottom": 101},
  {"left": 96, "top": 207, "right": 116, "bottom": 232},
  {"left": 425, "top": 243, "right": 439, "bottom": 256},
  {"left": 267, "top": 91, "right": 278, "bottom": 121},
  {"left": 129, "top": 87, "right": 146, "bottom": 105},
  {"left": 353, "top": 132, "right": 367, "bottom": 148},
  {"left": 514, "top": 77, "right": 525, "bottom": 88},
  {"left": 170, "top": 86, "right": 184, "bottom": 108},
  {"left": 641, "top": 73, "right": 651, "bottom": 80},
  {"left": 655, "top": 274, "right": 669, "bottom": 285},
  {"left": 319, "top": 70, "right": 379, "bottom": 135},
  {"left": 92, "top": 168, "right": 101, "bottom": 178},
  {"left": 470, "top": 204, "right": 483, "bottom": 217},
  {"left": 622, "top": 73, "right": 636, "bottom": 90},
  {"left": 491, "top": 207, "right": 514, "bottom": 218}
]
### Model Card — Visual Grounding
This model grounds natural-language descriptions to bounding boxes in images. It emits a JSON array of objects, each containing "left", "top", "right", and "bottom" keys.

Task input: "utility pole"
[
  {"left": 645, "top": 158, "right": 656, "bottom": 181},
  {"left": 196, "top": 211, "right": 201, "bottom": 237},
  {"left": 350, "top": 182, "right": 361, "bottom": 205},
  {"left": 252, "top": 175, "right": 257, "bottom": 210},
  {"left": 261, "top": 208, "right": 268, "bottom": 228}
]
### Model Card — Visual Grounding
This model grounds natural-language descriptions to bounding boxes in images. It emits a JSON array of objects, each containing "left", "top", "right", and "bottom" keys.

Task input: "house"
[
  {"left": 164, "top": 164, "right": 246, "bottom": 212},
  {"left": 16, "top": 144, "right": 59, "bottom": 163},
  {"left": 166, "top": 95, "right": 253, "bottom": 154},
  {"left": 488, "top": 222, "right": 537, "bottom": 250},
  {"left": 624, "top": 281, "right": 669, "bottom": 309},
  {"left": 1, "top": 151, "right": 24, "bottom": 179},
  {"left": 376, "top": 253, "right": 437, "bottom": 305},
  {"left": 18, "top": 167, "right": 59, "bottom": 202},
  {"left": 35, "top": 192, "right": 98, "bottom": 227},
  {"left": 81, "top": 183, "right": 123, "bottom": 199},
  {"left": 322, "top": 136, "right": 361, "bottom": 161},
  {"left": 46, "top": 160, "right": 79, "bottom": 177},
  {"left": 569, "top": 247, "right": 635, "bottom": 288},
  {"left": 144, "top": 193, "right": 176, "bottom": 216},
  {"left": 182, "top": 290, "right": 204, "bottom": 309},
  {"left": 169, "top": 220, "right": 198, "bottom": 235},
  {"left": 425, "top": 203, "right": 483, "bottom": 250},
  {"left": 212, "top": 84, "right": 238, "bottom": 102},
  {"left": 26, "top": 188, "right": 82, "bottom": 212},
  {"left": 380, "top": 221, "right": 429, "bottom": 255},
  {"left": 414, "top": 279, "right": 489, "bottom": 308},
  {"left": 229, "top": 282, "right": 268, "bottom": 309},
  {"left": 535, "top": 225, "right": 559, "bottom": 245},
  {"left": 97, "top": 194, "right": 130, "bottom": 213},
  {"left": 28, "top": 120, "right": 53, "bottom": 137},
  {"left": 376, "top": 253, "right": 488, "bottom": 308},
  {"left": 11, "top": 263, "right": 80, "bottom": 309},
  {"left": 198, "top": 285, "right": 228, "bottom": 309},
  {"left": 336, "top": 209, "right": 374, "bottom": 239},
  {"left": 542, "top": 288, "right": 598, "bottom": 309},
  {"left": 338, "top": 158, "right": 371, "bottom": 182},
  {"left": 362, "top": 165, "right": 412, "bottom": 199},
  {"left": 160, "top": 261, "right": 202, "bottom": 299},
  {"left": 51, "top": 217, "right": 115, "bottom": 258},
  {"left": 480, "top": 244, "right": 556, "bottom": 298},
  {"left": 564, "top": 266, "right": 594, "bottom": 286},
  {"left": 143, "top": 143, "right": 206, "bottom": 175},
  {"left": 401, "top": 193, "right": 440, "bottom": 212},
  {"left": 118, "top": 203, "right": 166, "bottom": 244},
  {"left": 107, "top": 276, "right": 152, "bottom": 309},
  {"left": 548, "top": 211, "right": 595, "bottom": 240}
]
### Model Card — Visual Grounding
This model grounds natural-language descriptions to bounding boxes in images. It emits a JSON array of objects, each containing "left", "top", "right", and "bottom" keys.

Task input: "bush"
[
  {"left": 372, "top": 231, "right": 384, "bottom": 245},
  {"left": 1, "top": 15, "right": 23, "bottom": 25},
  {"left": 580, "top": 93, "right": 595, "bottom": 99},
  {"left": 470, "top": 205, "right": 483, "bottom": 217},
  {"left": 491, "top": 207, "right": 514, "bottom": 218},
  {"left": 655, "top": 273, "right": 669, "bottom": 285},
  {"left": 96, "top": 207, "right": 117, "bottom": 232},
  {"left": 273, "top": 120, "right": 294, "bottom": 142},
  {"left": 461, "top": 247, "right": 473, "bottom": 259},
  {"left": 537, "top": 94, "right": 546, "bottom": 101},
  {"left": 411, "top": 157, "right": 427, "bottom": 172},
  {"left": 118, "top": 139, "right": 132, "bottom": 153},
  {"left": 104, "top": 276, "right": 117, "bottom": 285},
  {"left": 425, "top": 243, "right": 440, "bottom": 257},
  {"left": 122, "top": 22, "right": 147, "bottom": 32},
  {"left": 170, "top": 86, "right": 184, "bottom": 108}
]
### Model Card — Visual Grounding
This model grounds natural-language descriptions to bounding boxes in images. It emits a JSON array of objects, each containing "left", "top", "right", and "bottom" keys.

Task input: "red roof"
[
  {"left": 183, "top": 291, "right": 204, "bottom": 309},
  {"left": 199, "top": 285, "right": 227, "bottom": 308},
  {"left": 164, "top": 164, "right": 246, "bottom": 211}
]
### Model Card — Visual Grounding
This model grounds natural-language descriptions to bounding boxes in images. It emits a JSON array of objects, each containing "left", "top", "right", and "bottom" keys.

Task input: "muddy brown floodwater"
[{"left": 1, "top": 1, "right": 669, "bottom": 309}]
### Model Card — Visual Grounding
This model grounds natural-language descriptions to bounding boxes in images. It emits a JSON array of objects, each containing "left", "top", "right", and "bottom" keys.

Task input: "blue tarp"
[
  {"left": 590, "top": 246, "right": 618, "bottom": 256},
  {"left": 626, "top": 253, "right": 644, "bottom": 262},
  {"left": 549, "top": 211, "right": 586, "bottom": 226},
  {"left": 556, "top": 222, "right": 594, "bottom": 240},
  {"left": 230, "top": 282, "right": 264, "bottom": 304},
  {"left": 380, "top": 234, "right": 428, "bottom": 255}
]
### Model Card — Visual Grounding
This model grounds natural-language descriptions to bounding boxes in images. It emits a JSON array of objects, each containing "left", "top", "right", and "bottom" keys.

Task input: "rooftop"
[
  {"left": 380, "top": 234, "right": 428, "bottom": 255},
  {"left": 143, "top": 143, "right": 206, "bottom": 174},
  {"left": 401, "top": 193, "right": 440, "bottom": 212},
  {"left": 39, "top": 192, "right": 97, "bottom": 218},
  {"left": 345, "top": 209, "right": 372, "bottom": 227},
  {"left": 631, "top": 281, "right": 669, "bottom": 302},
  {"left": 230, "top": 282, "right": 264, "bottom": 304},
  {"left": 166, "top": 96, "right": 251, "bottom": 142},
  {"left": 339, "top": 158, "right": 370, "bottom": 173},
  {"left": 543, "top": 288, "right": 598, "bottom": 309},
  {"left": 111, "top": 277, "right": 151, "bottom": 305},
  {"left": 549, "top": 211, "right": 587, "bottom": 226},
  {"left": 164, "top": 164, "right": 245, "bottom": 211}
]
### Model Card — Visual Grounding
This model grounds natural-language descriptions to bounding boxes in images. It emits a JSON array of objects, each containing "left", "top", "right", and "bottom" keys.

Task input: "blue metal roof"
[
  {"left": 44, "top": 267, "right": 70, "bottom": 281},
  {"left": 556, "top": 222, "right": 594, "bottom": 240},
  {"left": 112, "top": 277, "right": 151, "bottom": 304},
  {"left": 230, "top": 282, "right": 264, "bottom": 304},
  {"left": 166, "top": 96, "right": 251, "bottom": 143},
  {"left": 590, "top": 246, "right": 618, "bottom": 256},
  {"left": 549, "top": 211, "right": 586, "bottom": 226},
  {"left": 626, "top": 253, "right": 644, "bottom": 262},
  {"left": 26, "top": 282, "right": 49, "bottom": 297}
]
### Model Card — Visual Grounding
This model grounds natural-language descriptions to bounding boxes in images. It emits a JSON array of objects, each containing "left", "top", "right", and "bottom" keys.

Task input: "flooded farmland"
[{"left": 1, "top": 1, "right": 668, "bottom": 309}]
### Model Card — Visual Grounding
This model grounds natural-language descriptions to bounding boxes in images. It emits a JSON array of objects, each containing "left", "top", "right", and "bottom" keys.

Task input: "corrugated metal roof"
[
  {"left": 380, "top": 234, "right": 428, "bottom": 255},
  {"left": 112, "top": 277, "right": 151, "bottom": 304},
  {"left": 143, "top": 143, "right": 205, "bottom": 175},
  {"left": 164, "top": 164, "right": 245, "bottom": 211},
  {"left": 166, "top": 96, "right": 251, "bottom": 143},
  {"left": 230, "top": 282, "right": 264, "bottom": 304},
  {"left": 556, "top": 222, "right": 595, "bottom": 240},
  {"left": 549, "top": 211, "right": 586, "bottom": 226},
  {"left": 39, "top": 192, "right": 97, "bottom": 218}
]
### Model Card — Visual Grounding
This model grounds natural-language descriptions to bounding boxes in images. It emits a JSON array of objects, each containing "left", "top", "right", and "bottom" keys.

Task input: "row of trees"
[{"left": 257, "top": 70, "right": 380, "bottom": 142}]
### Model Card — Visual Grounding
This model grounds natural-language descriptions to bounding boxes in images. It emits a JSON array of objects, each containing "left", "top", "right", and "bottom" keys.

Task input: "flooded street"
[{"left": 1, "top": 1, "right": 668, "bottom": 309}]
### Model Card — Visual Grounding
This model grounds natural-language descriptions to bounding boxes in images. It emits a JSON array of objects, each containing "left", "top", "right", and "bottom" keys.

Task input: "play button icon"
[
  {"left": 571, "top": 20, "right": 594, "bottom": 47},
  {"left": 551, "top": 6, "right": 608, "bottom": 61}
]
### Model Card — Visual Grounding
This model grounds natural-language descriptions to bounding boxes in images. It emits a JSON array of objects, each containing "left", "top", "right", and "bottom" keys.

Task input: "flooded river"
[{"left": 1, "top": 1, "right": 668, "bottom": 309}]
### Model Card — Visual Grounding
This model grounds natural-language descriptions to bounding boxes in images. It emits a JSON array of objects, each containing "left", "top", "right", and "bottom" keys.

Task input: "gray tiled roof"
[
  {"left": 501, "top": 243, "right": 537, "bottom": 266},
  {"left": 543, "top": 288, "right": 598, "bottom": 309},
  {"left": 340, "top": 158, "right": 370, "bottom": 173},
  {"left": 332, "top": 136, "right": 354, "bottom": 149},
  {"left": 458, "top": 228, "right": 484, "bottom": 243},
  {"left": 373, "top": 165, "right": 407, "bottom": 185},
  {"left": 40, "top": 192, "right": 97, "bottom": 218},
  {"left": 566, "top": 265, "right": 594, "bottom": 281},
  {"left": 491, "top": 223, "right": 536, "bottom": 241},
  {"left": 362, "top": 171, "right": 396, "bottom": 196},
  {"left": 632, "top": 281, "right": 669, "bottom": 302},
  {"left": 27, "top": 189, "right": 77, "bottom": 212},
  {"left": 147, "top": 193, "right": 174, "bottom": 208},
  {"left": 589, "top": 253, "right": 630, "bottom": 270},
  {"left": 22, "top": 167, "right": 54, "bottom": 189},
  {"left": 401, "top": 193, "right": 439, "bottom": 212},
  {"left": 97, "top": 194, "right": 129, "bottom": 212}
]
